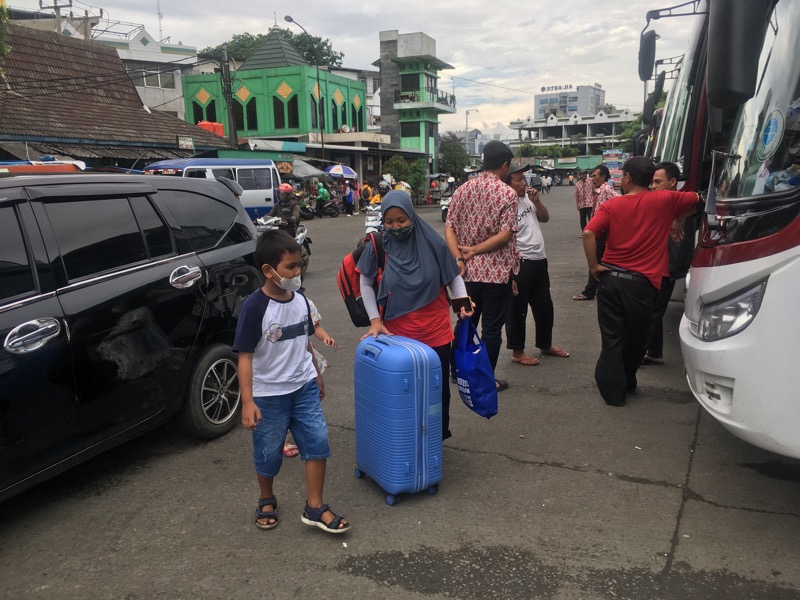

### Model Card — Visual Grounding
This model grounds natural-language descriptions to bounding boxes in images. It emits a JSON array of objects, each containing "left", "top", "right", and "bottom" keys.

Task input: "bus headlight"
[{"left": 695, "top": 280, "right": 767, "bottom": 341}]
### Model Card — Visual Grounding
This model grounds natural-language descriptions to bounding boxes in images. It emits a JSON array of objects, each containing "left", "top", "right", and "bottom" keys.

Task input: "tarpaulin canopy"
[{"left": 290, "top": 159, "right": 327, "bottom": 179}]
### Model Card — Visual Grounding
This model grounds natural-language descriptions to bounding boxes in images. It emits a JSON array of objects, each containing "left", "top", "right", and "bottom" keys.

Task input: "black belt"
[{"left": 604, "top": 269, "right": 649, "bottom": 283}]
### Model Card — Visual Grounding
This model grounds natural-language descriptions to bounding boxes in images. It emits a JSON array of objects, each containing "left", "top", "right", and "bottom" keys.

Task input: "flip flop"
[
  {"left": 572, "top": 293, "right": 593, "bottom": 301},
  {"left": 495, "top": 379, "right": 510, "bottom": 392},
  {"left": 542, "top": 347, "right": 570, "bottom": 358},
  {"left": 282, "top": 443, "right": 299, "bottom": 457},
  {"left": 511, "top": 355, "right": 540, "bottom": 366}
]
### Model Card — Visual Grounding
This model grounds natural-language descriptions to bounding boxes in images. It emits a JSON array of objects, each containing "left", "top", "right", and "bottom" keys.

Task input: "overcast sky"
[{"left": 11, "top": 0, "right": 703, "bottom": 134}]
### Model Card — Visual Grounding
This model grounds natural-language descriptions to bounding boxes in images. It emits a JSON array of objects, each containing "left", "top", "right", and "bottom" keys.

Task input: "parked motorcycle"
[
  {"left": 364, "top": 204, "right": 382, "bottom": 234},
  {"left": 440, "top": 177, "right": 456, "bottom": 222},
  {"left": 318, "top": 196, "right": 340, "bottom": 218},
  {"left": 254, "top": 215, "right": 312, "bottom": 279}
]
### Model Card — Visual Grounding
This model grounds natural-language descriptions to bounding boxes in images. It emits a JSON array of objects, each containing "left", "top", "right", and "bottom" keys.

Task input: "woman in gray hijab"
[{"left": 357, "top": 190, "right": 472, "bottom": 440}]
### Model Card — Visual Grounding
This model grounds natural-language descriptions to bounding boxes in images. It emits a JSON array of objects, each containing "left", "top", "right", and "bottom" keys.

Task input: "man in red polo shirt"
[{"left": 582, "top": 156, "right": 701, "bottom": 406}]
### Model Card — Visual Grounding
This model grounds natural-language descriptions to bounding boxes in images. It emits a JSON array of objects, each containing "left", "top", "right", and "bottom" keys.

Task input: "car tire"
[{"left": 181, "top": 343, "right": 241, "bottom": 439}]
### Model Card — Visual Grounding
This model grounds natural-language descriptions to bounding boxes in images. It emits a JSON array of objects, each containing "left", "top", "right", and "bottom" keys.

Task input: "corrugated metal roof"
[
  {"left": 239, "top": 27, "right": 308, "bottom": 71},
  {"left": 0, "top": 24, "right": 230, "bottom": 155}
]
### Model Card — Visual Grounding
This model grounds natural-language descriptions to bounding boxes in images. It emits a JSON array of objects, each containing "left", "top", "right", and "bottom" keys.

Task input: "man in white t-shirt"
[{"left": 504, "top": 165, "right": 569, "bottom": 365}]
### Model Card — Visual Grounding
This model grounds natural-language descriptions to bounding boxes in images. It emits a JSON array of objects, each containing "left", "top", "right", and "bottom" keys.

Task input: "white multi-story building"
[
  {"left": 510, "top": 108, "right": 637, "bottom": 155},
  {"left": 534, "top": 83, "right": 607, "bottom": 119}
]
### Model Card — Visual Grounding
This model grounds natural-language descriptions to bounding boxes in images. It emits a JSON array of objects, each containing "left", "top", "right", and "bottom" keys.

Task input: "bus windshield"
[
  {"left": 652, "top": 16, "right": 705, "bottom": 173},
  {"left": 718, "top": 1, "right": 800, "bottom": 200}
]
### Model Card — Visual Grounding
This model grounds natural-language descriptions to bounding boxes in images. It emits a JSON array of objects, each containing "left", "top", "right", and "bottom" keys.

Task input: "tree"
[
  {"left": 382, "top": 156, "right": 411, "bottom": 185},
  {"left": 0, "top": 6, "right": 9, "bottom": 68},
  {"left": 561, "top": 146, "right": 581, "bottom": 157},
  {"left": 280, "top": 30, "right": 343, "bottom": 67},
  {"left": 617, "top": 114, "right": 643, "bottom": 152},
  {"left": 438, "top": 132, "right": 469, "bottom": 176},
  {"left": 519, "top": 143, "right": 536, "bottom": 158},
  {"left": 201, "top": 29, "right": 343, "bottom": 66},
  {"left": 408, "top": 159, "right": 429, "bottom": 199}
]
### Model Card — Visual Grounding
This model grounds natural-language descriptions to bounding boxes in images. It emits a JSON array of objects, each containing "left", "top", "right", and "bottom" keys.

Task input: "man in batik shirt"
[{"left": 445, "top": 141, "right": 519, "bottom": 392}]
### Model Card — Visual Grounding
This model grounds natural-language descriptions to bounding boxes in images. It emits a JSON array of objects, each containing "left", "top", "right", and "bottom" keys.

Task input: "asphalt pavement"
[{"left": 1, "top": 185, "right": 799, "bottom": 600}]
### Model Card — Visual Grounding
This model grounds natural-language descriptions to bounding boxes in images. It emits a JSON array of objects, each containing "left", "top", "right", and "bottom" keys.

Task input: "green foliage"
[
  {"left": 382, "top": 156, "right": 411, "bottom": 184},
  {"left": 0, "top": 6, "right": 10, "bottom": 63},
  {"left": 201, "top": 29, "right": 343, "bottom": 66},
  {"left": 281, "top": 30, "right": 343, "bottom": 67},
  {"left": 438, "top": 132, "right": 469, "bottom": 176},
  {"left": 561, "top": 146, "right": 581, "bottom": 157},
  {"left": 408, "top": 159, "right": 429, "bottom": 197},
  {"left": 533, "top": 145, "right": 564, "bottom": 158},
  {"left": 519, "top": 143, "right": 536, "bottom": 158},
  {"left": 617, "top": 114, "right": 644, "bottom": 152}
]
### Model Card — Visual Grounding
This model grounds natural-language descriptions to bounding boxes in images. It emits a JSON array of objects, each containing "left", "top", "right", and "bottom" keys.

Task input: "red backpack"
[{"left": 337, "top": 232, "right": 385, "bottom": 327}]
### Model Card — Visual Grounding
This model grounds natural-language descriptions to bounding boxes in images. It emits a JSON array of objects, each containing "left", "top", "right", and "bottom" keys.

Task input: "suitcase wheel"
[
  {"left": 426, "top": 484, "right": 439, "bottom": 495},
  {"left": 354, "top": 468, "right": 365, "bottom": 479},
  {"left": 386, "top": 494, "right": 400, "bottom": 506}
]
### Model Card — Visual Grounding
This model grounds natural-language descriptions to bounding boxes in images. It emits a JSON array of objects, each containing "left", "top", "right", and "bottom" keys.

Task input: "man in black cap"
[
  {"left": 445, "top": 140, "right": 519, "bottom": 391},
  {"left": 505, "top": 164, "right": 569, "bottom": 366}
]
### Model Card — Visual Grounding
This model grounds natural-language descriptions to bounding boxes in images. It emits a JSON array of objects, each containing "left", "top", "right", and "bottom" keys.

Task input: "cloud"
[{"left": 14, "top": 0, "right": 701, "bottom": 132}]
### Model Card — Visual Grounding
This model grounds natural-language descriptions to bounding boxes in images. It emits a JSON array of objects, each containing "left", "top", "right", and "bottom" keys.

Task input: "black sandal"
[
  {"left": 300, "top": 503, "right": 351, "bottom": 534},
  {"left": 255, "top": 496, "right": 278, "bottom": 530}
]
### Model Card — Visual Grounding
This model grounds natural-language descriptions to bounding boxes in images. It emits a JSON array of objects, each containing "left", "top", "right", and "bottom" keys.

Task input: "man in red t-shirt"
[{"left": 583, "top": 156, "right": 701, "bottom": 406}]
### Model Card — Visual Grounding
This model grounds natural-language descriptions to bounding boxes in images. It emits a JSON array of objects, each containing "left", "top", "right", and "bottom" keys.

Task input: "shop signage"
[{"left": 540, "top": 84, "right": 574, "bottom": 93}]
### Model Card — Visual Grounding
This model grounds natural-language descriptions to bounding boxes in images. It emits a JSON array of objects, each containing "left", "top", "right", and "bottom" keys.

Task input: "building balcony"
[{"left": 393, "top": 88, "right": 456, "bottom": 113}]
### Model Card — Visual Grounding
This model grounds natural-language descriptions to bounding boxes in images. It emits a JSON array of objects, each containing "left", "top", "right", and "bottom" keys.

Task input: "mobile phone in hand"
[{"left": 451, "top": 296, "right": 472, "bottom": 314}]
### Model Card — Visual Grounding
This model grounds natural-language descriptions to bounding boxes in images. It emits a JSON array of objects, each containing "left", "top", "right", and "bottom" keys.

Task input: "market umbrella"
[{"left": 324, "top": 164, "right": 357, "bottom": 179}]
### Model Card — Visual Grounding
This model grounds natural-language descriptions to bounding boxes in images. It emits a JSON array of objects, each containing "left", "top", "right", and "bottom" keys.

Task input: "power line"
[{"left": 452, "top": 76, "right": 540, "bottom": 96}]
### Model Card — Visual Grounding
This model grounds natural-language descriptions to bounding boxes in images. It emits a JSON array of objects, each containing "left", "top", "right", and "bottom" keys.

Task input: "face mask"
[
  {"left": 385, "top": 223, "right": 414, "bottom": 240},
  {"left": 269, "top": 269, "right": 302, "bottom": 292}
]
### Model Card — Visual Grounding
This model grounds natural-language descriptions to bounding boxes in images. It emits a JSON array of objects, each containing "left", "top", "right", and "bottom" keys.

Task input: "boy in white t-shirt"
[
  {"left": 233, "top": 230, "right": 350, "bottom": 534},
  {"left": 504, "top": 165, "right": 569, "bottom": 365}
]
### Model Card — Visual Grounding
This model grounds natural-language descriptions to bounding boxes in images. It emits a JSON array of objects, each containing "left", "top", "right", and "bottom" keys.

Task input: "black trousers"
[
  {"left": 645, "top": 277, "right": 676, "bottom": 359},
  {"left": 579, "top": 207, "right": 593, "bottom": 230},
  {"left": 465, "top": 280, "right": 512, "bottom": 372},
  {"left": 431, "top": 344, "right": 452, "bottom": 440},
  {"left": 581, "top": 233, "right": 607, "bottom": 299},
  {"left": 594, "top": 273, "right": 656, "bottom": 405},
  {"left": 506, "top": 258, "right": 554, "bottom": 351}
]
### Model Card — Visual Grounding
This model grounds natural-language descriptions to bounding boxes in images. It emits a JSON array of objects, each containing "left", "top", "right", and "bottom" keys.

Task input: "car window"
[
  {"left": 158, "top": 190, "right": 237, "bottom": 252},
  {"left": 0, "top": 205, "right": 36, "bottom": 303},
  {"left": 185, "top": 169, "right": 207, "bottom": 179},
  {"left": 212, "top": 169, "right": 235, "bottom": 181},
  {"left": 44, "top": 197, "right": 147, "bottom": 281},
  {"left": 130, "top": 195, "right": 173, "bottom": 258},
  {"left": 237, "top": 168, "right": 272, "bottom": 191}
]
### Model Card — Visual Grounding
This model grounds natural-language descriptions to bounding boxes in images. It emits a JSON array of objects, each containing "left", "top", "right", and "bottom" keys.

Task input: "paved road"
[{"left": 1, "top": 185, "right": 799, "bottom": 600}]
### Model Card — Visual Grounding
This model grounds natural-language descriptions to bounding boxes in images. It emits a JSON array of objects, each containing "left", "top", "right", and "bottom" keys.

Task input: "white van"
[{"left": 143, "top": 158, "right": 281, "bottom": 219}]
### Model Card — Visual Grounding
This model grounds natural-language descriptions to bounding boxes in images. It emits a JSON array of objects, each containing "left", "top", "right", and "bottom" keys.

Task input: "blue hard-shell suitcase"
[{"left": 354, "top": 334, "right": 443, "bottom": 505}]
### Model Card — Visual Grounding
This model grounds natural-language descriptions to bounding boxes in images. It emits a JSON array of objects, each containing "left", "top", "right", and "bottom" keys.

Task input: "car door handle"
[
  {"left": 4, "top": 318, "right": 62, "bottom": 354},
  {"left": 170, "top": 265, "right": 203, "bottom": 289}
]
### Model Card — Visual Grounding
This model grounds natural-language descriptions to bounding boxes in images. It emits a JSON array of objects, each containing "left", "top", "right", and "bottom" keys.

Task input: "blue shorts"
[{"left": 252, "top": 379, "right": 330, "bottom": 478}]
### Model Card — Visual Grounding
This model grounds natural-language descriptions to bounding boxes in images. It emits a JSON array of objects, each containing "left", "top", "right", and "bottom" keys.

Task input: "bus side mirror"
[
  {"left": 638, "top": 30, "right": 658, "bottom": 82},
  {"left": 707, "top": 0, "right": 774, "bottom": 107}
]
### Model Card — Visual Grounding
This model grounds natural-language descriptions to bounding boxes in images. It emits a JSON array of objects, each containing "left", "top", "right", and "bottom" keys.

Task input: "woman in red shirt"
[{"left": 357, "top": 191, "right": 472, "bottom": 440}]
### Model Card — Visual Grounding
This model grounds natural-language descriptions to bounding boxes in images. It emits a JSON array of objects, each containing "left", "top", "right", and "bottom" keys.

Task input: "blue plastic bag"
[{"left": 453, "top": 319, "right": 498, "bottom": 419}]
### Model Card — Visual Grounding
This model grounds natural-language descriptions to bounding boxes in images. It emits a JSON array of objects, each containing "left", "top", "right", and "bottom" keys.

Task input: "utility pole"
[
  {"left": 220, "top": 44, "right": 238, "bottom": 148},
  {"left": 43, "top": 0, "right": 73, "bottom": 35}
]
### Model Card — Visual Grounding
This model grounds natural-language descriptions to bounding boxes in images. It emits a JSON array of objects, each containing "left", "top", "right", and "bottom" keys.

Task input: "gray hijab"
[{"left": 377, "top": 190, "right": 460, "bottom": 320}]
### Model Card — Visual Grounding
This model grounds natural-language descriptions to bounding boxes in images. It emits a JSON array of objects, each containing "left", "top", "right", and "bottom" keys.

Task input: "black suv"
[{"left": 0, "top": 174, "right": 261, "bottom": 501}]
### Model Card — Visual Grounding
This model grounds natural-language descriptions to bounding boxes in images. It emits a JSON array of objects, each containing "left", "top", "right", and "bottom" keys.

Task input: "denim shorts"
[{"left": 252, "top": 379, "right": 330, "bottom": 478}]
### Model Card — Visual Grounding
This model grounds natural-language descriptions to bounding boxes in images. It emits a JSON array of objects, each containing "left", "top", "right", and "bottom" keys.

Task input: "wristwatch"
[{"left": 456, "top": 257, "right": 466, "bottom": 264}]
